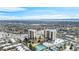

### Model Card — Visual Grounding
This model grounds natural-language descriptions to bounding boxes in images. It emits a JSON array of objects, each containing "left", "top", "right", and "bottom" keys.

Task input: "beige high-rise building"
[
  {"left": 28, "top": 29, "right": 37, "bottom": 39},
  {"left": 44, "top": 29, "right": 57, "bottom": 41}
]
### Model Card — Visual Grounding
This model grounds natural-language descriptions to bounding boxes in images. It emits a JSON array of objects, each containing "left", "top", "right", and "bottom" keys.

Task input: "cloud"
[
  {"left": 20, "top": 14, "right": 78, "bottom": 19},
  {"left": 0, "top": 7, "right": 26, "bottom": 12},
  {"left": 0, "top": 14, "right": 79, "bottom": 20},
  {"left": 0, "top": 16, "right": 20, "bottom": 20}
]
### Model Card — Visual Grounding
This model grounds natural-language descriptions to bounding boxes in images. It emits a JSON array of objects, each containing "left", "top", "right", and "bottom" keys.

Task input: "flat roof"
[
  {"left": 10, "top": 38, "right": 16, "bottom": 43},
  {"left": 16, "top": 46, "right": 25, "bottom": 51},
  {"left": 3, "top": 43, "right": 21, "bottom": 50},
  {"left": 53, "top": 38, "right": 64, "bottom": 45},
  {"left": 45, "top": 29, "right": 56, "bottom": 32},
  {"left": 28, "top": 29, "right": 36, "bottom": 31},
  {"left": 0, "top": 43, "right": 11, "bottom": 47}
]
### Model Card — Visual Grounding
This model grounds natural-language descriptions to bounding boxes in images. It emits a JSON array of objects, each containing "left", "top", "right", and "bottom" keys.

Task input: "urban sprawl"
[{"left": 0, "top": 23, "right": 79, "bottom": 51}]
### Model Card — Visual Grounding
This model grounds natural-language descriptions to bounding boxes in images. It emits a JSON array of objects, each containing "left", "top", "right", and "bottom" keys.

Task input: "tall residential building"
[
  {"left": 28, "top": 29, "right": 37, "bottom": 39},
  {"left": 44, "top": 29, "right": 57, "bottom": 41}
]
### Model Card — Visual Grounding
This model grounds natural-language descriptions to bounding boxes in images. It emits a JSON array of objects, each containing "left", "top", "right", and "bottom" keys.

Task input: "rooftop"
[{"left": 45, "top": 29, "right": 57, "bottom": 32}]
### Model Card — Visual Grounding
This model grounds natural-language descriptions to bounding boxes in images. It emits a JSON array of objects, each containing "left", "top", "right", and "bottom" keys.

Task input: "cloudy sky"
[{"left": 0, "top": 7, "right": 79, "bottom": 20}]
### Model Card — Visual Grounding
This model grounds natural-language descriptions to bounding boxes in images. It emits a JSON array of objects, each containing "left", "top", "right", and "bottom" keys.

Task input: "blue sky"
[{"left": 0, "top": 7, "right": 79, "bottom": 20}]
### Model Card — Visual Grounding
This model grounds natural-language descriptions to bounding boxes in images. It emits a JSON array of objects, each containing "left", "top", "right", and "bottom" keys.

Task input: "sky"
[{"left": 0, "top": 7, "right": 79, "bottom": 20}]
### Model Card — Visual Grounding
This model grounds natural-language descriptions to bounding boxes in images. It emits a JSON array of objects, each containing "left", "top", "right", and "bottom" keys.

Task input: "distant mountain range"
[
  {"left": 0, "top": 19, "right": 79, "bottom": 26},
  {"left": 0, "top": 18, "right": 79, "bottom": 21}
]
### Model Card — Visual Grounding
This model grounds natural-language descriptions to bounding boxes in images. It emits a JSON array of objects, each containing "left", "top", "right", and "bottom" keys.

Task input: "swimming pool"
[{"left": 35, "top": 44, "right": 48, "bottom": 51}]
